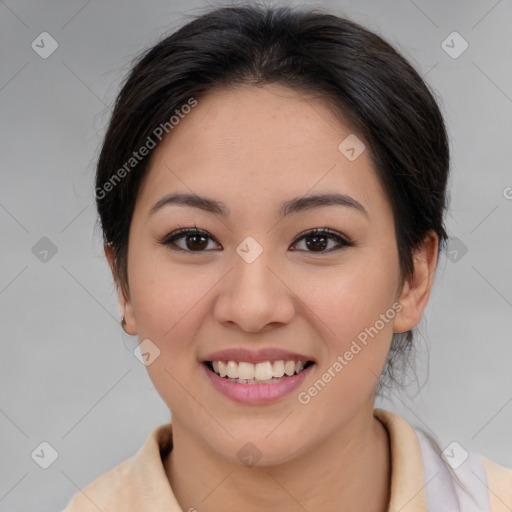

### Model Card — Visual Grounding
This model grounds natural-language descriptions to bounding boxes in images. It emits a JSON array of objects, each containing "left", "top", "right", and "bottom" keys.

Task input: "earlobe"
[
  {"left": 104, "top": 243, "right": 137, "bottom": 336},
  {"left": 393, "top": 232, "right": 439, "bottom": 334}
]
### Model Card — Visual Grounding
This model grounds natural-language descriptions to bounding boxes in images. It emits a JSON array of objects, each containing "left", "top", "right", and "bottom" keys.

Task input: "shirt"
[{"left": 62, "top": 408, "right": 512, "bottom": 511}]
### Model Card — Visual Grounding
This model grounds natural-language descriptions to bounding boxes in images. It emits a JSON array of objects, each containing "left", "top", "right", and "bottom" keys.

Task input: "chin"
[{"left": 207, "top": 427, "right": 313, "bottom": 469}]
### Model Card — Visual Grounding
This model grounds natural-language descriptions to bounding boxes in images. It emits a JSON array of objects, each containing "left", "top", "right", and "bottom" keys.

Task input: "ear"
[
  {"left": 393, "top": 231, "right": 439, "bottom": 334},
  {"left": 104, "top": 244, "right": 137, "bottom": 335}
]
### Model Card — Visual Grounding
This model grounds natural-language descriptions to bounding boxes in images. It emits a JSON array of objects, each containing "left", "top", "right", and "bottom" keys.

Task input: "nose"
[{"left": 212, "top": 247, "right": 296, "bottom": 334}]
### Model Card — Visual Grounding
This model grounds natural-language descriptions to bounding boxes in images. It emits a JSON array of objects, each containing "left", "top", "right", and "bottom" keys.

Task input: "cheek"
[
  {"left": 127, "top": 261, "right": 214, "bottom": 415},
  {"left": 127, "top": 236, "right": 216, "bottom": 334},
  {"left": 293, "top": 246, "right": 399, "bottom": 398},
  {"left": 294, "top": 274, "right": 397, "bottom": 419},
  {"left": 300, "top": 252, "right": 399, "bottom": 344}
]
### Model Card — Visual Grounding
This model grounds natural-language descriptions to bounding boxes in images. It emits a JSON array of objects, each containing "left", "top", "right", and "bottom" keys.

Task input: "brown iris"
[
  {"left": 305, "top": 234, "right": 328, "bottom": 252},
  {"left": 185, "top": 234, "right": 209, "bottom": 251}
]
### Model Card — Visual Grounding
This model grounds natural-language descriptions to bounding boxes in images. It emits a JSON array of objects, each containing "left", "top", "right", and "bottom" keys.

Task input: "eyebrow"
[{"left": 149, "top": 192, "right": 368, "bottom": 218}]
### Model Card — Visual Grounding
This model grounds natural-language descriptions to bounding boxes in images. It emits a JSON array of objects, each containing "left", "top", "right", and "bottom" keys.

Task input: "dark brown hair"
[{"left": 95, "top": 4, "right": 450, "bottom": 392}]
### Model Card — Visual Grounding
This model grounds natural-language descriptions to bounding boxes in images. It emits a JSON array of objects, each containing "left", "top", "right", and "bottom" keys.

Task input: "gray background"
[{"left": 1, "top": 0, "right": 511, "bottom": 510}]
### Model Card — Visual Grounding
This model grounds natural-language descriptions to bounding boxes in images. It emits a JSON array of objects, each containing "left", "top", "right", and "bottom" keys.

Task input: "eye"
[
  {"left": 290, "top": 228, "right": 353, "bottom": 253},
  {"left": 158, "top": 227, "right": 221, "bottom": 252},
  {"left": 158, "top": 227, "right": 353, "bottom": 254}
]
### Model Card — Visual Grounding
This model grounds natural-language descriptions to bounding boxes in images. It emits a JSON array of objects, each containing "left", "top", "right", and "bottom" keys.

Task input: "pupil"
[
  {"left": 306, "top": 235, "right": 327, "bottom": 251},
  {"left": 187, "top": 235, "right": 208, "bottom": 251}
]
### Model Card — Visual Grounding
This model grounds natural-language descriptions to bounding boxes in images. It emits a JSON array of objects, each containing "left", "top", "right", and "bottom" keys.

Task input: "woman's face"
[{"left": 116, "top": 84, "right": 422, "bottom": 465}]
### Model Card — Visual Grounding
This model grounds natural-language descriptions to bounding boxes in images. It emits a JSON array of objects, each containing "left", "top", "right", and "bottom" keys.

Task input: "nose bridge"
[
  {"left": 232, "top": 239, "right": 278, "bottom": 307},
  {"left": 213, "top": 236, "right": 295, "bottom": 332},
  {"left": 236, "top": 242, "right": 273, "bottom": 290}
]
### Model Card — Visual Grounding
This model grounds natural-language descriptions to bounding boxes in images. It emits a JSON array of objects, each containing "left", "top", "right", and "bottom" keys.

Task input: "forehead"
[
  {"left": 166, "top": 84, "right": 353, "bottom": 156},
  {"left": 136, "top": 84, "right": 388, "bottom": 217}
]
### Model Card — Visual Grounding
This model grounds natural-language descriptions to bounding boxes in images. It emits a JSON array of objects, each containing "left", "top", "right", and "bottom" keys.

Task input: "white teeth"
[
  {"left": 272, "top": 360, "right": 285, "bottom": 378},
  {"left": 209, "top": 359, "right": 310, "bottom": 381},
  {"left": 284, "top": 361, "right": 295, "bottom": 376},
  {"left": 238, "top": 361, "right": 255, "bottom": 380},
  {"left": 218, "top": 361, "right": 227, "bottom": 378},
  {"left": 226, "top": 361, "right": 238, "bottom": 379},
  {"left": 254, "top": 362, "right": 273, "bottom": 380}
]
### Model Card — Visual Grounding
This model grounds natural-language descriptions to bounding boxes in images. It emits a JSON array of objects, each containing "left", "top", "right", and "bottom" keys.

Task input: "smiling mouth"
[{"left": 204, "top": 360, "right": 315, "bottom": 384}]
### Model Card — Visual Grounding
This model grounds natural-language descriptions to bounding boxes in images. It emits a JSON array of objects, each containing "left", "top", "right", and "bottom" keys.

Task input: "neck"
[{"left": 164, "top": 406, "right": 391, "bottom": 512}]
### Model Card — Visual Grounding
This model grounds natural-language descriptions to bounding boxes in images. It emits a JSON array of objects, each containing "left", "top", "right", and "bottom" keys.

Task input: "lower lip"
[{"left": 203, "top": 363, "right": 315, "bottom": 404}]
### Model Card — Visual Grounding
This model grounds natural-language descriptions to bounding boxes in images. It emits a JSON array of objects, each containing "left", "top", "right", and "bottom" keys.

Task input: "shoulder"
[
  {"left": 482, "top": 456, "right": 512, "bottom": 512},
  {"left": 61, "top": 422, "right": 176, "bottom": 511},
  {"left": 414, "top": 427, "right": 512, "bottom": 511},
  {"left": 374, "top": 408, "right": 512, "bottom": 511},
  {"left": 62, "top": 456, "right": 138, "bottom": 511}
]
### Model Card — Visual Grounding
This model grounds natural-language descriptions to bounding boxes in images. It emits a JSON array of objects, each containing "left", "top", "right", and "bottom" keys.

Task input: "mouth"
[
  {"left": 203, "top": 359, "right": 316, "bottom": 384},
  {"left": 201, "top": 348, "right": 317, "bottom": 403}
]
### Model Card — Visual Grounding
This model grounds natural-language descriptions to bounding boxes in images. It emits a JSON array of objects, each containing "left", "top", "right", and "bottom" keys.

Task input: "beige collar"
[{"left": 374, "top": 408, "right": 427, "bottom": 511}]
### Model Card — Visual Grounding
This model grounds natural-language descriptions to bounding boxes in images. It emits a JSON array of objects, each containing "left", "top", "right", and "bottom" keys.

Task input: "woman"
[{"left": 64, "top": 4, "right": 512, "bottom": 511}]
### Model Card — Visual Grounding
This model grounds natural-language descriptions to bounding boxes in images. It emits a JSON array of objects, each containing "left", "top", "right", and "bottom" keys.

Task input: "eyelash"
[{"left": 157, "top": 226, "right": 354, "bottom": 254}]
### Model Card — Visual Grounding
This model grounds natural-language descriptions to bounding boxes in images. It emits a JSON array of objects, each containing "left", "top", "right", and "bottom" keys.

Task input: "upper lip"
[{"left": 203, "top": 348, "right": 316, "bottom": 364}]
